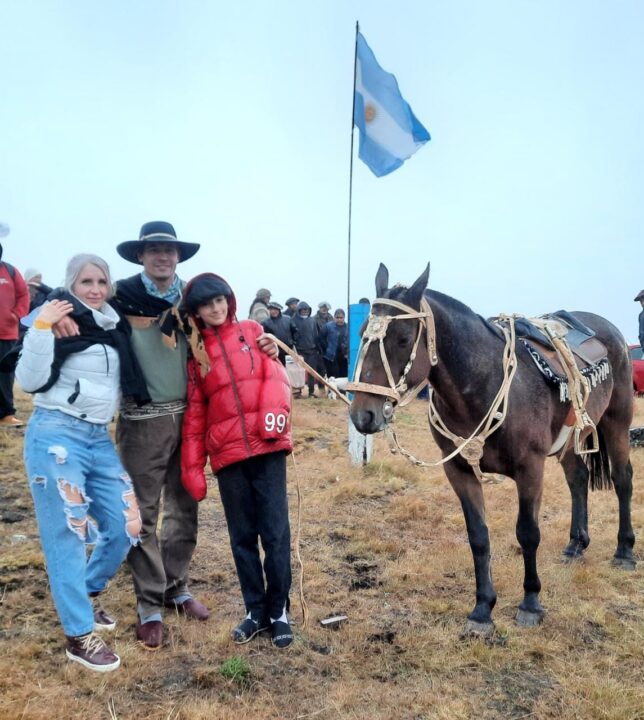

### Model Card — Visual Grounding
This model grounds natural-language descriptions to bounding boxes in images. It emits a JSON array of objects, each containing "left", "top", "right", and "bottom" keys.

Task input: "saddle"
[
  {"left": 511, "top": 311, "right": 609, "bottom": 397},
  {"left": 515, "top": 310, "right": 610, "bottom": 402},
  {"left": 491, "top": 311, "right": 611, "bottom": 457}
]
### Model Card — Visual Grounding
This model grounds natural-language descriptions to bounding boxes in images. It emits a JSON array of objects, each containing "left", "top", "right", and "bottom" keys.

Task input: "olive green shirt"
[{"left": 129, "top": 323, "right": 188, "bottom": 403}]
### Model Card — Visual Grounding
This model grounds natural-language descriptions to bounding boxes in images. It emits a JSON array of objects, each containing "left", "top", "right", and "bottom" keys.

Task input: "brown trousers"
[{"left": 116, "top": 412, "right": 198, "bottom": 617}]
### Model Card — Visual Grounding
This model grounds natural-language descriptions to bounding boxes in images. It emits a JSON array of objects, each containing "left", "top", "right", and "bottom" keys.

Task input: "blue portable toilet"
[{"left": 348, "top": 302, "right": 370, "bottom": 381}]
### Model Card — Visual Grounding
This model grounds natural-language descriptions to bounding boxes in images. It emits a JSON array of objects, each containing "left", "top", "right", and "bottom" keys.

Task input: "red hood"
[{"left": 183, "top": 272, "right": 238, "bottom": 327}]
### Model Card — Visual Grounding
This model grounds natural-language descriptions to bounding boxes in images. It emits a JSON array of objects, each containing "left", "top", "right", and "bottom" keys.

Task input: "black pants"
[
  {"left": 323, "top": 355, "right": 348, "bottom": 380},
  {"left": 0, "top": 339, "right": 17, "bottom": 419},
  {"left": 300, "top": 350, "right": 324, "bottom": 395},
  {"left": 217, "top": 451, "right": 291, "bottom": 620}
]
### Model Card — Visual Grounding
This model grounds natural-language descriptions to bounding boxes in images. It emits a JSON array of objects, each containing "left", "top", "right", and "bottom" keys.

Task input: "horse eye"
[{"left": 397, "top": 336, "right": 412, "bottom": 348}]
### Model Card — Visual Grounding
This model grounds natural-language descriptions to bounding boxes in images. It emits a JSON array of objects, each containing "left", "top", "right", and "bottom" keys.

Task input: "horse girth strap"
[{"left": 345, "top": 295, "right": 437, "bottom": 404}]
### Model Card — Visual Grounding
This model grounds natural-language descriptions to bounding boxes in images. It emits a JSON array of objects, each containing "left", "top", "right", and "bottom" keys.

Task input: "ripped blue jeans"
[{"left": 24, "top": 408, "right": 141, "bottom": 637}]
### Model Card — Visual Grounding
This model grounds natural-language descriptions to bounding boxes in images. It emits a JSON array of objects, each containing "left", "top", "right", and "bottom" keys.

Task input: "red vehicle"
[{"left": 630, "top": 344, "right": 644, "bottom": 395}]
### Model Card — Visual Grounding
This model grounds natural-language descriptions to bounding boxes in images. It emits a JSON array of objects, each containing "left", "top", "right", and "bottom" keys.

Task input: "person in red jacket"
[
  {"left": 181, "top": 273, "right": 294, "bottom": 648},
  {"left": 0, "top": 242, "right": 30, "bottom": 427}
]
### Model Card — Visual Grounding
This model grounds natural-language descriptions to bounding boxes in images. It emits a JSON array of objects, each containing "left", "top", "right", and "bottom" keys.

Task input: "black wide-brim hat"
[
  {"left": 634, "top": 289, "right": 644, "bottom": 302},
  {"left": 116, "top": 221, "right": 200, "bottom": 264}
]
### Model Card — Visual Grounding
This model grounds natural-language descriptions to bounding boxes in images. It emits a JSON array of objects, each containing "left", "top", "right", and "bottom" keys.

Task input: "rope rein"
[
  {"left": 290, "top": 452, "right": 309, "bottom": 629},
  {"left": 267, "top": 335, "right": 352, "bottom": 407},
  {"left": 426, "top": 315, "right": 519, "bottom": 482}
]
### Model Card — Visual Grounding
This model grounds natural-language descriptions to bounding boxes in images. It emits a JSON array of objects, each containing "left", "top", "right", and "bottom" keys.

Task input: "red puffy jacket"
[{"left": 181, "top": 275, "right": 293, "bottom": 501}]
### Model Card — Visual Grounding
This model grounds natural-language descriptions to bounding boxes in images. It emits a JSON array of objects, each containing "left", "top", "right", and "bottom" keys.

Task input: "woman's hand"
[{"left": 37, "top": 300, "right": 74, "bottom": 327}]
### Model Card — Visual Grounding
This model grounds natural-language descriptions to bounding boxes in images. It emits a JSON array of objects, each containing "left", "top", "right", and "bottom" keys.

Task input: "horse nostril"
[
  {"left": 360, "top": 410, "right": 374, "bottom": 430},
  {"left": 351, "top": 408, "right": 375, "bottom": 433}
]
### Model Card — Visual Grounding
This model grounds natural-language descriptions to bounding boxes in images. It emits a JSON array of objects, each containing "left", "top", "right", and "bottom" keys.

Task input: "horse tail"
[{"left": 585, "top": 426, "right": 612, "bottom": 491}]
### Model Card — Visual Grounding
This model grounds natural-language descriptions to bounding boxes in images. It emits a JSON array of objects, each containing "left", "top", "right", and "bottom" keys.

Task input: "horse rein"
[{"left": 345, "top": 296, "right": 438, "bottom": 408}]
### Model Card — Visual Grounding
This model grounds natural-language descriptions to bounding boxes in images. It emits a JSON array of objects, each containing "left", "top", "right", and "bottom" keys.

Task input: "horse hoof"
[
  {"left": 460, "top": 620, "right": 495, "bottom": 639},
  {"left": 561, "top": 552, "right": 583, "bottom": 564},
  {"left": 562, "top": 541, "right": 587, "bottom": 561},
  {"left": 611, "top": 557, "right": 637, "bottom": 571},
  {"left": 515, "top": 609, "right": 544, "bottom": 627}
]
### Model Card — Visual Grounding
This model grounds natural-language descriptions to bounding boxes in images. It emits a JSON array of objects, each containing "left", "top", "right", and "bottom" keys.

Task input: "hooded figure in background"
[{"left": 292, "top": 301, "right": 324, "bottom": 398}]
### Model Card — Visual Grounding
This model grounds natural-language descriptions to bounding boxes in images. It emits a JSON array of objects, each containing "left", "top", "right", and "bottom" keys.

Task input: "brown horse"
[{"left": 349, "top": 263, "right": 635, "bottom": 635}]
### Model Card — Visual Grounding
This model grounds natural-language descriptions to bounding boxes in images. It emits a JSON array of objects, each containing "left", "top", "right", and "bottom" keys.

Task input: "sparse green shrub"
[{"left": 219, "top": 656, "right": 251, "bottom": 683}]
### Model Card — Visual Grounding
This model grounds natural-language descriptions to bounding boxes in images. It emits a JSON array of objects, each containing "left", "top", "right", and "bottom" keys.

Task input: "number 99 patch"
[{"left": 261, "top": 411, "right": 288, "bottom": 439}]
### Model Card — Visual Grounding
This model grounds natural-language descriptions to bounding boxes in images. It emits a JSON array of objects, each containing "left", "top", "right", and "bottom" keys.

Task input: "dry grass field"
[{"left": 1, "top": 389, "right": 643, "bottom": 720}]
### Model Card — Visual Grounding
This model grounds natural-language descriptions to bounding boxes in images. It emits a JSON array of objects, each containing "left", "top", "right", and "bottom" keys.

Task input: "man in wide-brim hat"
[
  {"left": 116, "top": 221, "right": 200, "bottom": 265},
  {"left": 635, "top": 289, "right": 644, "bottom": 351},
  {"left": 111, "top": 221, "right": 210, "bottom": 650}
]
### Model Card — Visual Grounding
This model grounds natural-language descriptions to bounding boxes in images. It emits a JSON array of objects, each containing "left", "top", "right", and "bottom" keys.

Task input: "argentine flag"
[{"left": 354, "top": 32, "right": 430, "bottom": 177}]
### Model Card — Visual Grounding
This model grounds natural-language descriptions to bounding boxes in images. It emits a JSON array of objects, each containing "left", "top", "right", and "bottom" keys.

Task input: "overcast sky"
[{"left": 1, "top": 1, "right": 642, "bottom": 341}]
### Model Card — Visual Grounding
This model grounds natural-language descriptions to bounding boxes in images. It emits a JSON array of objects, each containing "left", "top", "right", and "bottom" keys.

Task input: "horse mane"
[{"left": 382, "top": 284, "right": 502, "bottom": 343}]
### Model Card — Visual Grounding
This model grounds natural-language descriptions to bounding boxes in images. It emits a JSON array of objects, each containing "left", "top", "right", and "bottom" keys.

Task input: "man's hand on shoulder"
[
  {"left": 52, "top": 315, "right": 80, "bottom": 338},
  {"left": 257, "top": 333, "right": 279, "bottom": 359}
]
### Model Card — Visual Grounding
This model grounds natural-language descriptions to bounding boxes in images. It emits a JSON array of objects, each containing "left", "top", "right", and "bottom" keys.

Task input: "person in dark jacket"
[
  {"left": 181, "top": 273, "right": 294, "bottom": 648},
  {"left": 635, "top": 289, "right": 644, "bottom": 351},
  {"left": 283, "top": 297, "right": 299, "bottom": 318},
  {"left": 292, "top": 301, "right": 324, "bottom": 398},
  {"left": 262, "top": 302, "right": 298, "bottom": 366},
  {"left": 314, "top": 301, "right": 333, "bottom": 332},
  {"left": 320, "top": 309, "right": 349, "bottom": 379}
]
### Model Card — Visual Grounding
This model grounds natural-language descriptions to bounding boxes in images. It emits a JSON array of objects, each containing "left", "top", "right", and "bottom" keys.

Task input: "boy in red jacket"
[{"left": 181, "top": 274, "right": 294, "bottom": 648}]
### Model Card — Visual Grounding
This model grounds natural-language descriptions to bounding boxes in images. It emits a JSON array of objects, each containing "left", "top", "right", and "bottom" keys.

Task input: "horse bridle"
[{"left": 346, "top": 295, "right": 438, "bottom": 410}]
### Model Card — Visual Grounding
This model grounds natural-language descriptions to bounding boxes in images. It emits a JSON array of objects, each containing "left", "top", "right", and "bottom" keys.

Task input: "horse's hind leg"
[
  {"left": 515, "top": 472, "right": 546, "bottom": 626},
  {"left": 561, "top": 452, "right": 590, "bottom": 561},
  {"left": 599, "top": 415, "right": 636, "bottom": 569}
]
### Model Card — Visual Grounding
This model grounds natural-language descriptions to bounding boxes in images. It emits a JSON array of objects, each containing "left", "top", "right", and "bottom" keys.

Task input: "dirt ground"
[{"left": 1, "top": 390, "right": 643, "bottom": 720}]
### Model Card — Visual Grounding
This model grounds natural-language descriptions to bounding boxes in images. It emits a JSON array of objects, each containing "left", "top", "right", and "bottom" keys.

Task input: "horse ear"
[
  {"left": 375, "top": 263, "right": 389, "bottom": 297},
  {"left": 406, "top": 263, "right": 430, "bottom": 308}
]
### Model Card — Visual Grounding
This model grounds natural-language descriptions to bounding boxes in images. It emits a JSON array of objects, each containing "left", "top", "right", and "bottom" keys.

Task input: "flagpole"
[{"left": 347, "top": 20, "right": 359, "bottom": 315}]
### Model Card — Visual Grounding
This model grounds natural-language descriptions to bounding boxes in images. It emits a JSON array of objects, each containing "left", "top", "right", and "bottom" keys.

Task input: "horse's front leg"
[
  {"left": 445, "top": 463, "right": 497, "bottom": 636},
  {"left": 515, "top": 472, "right": 546, "bottom": 626}
]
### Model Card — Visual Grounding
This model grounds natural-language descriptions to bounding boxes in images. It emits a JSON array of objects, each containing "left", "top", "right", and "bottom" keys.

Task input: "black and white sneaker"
[
  {"left": 270, "top": 619, "right": 294, "bottom": 649},
  {"left": 232, "top": 615, "right": 269, "bottom": 644}
]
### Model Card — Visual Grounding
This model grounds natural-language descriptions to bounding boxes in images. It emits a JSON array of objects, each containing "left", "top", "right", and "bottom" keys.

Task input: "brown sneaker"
[
  {"left": 165, "top": 598, "right": 210, "bottom": 621},
  {"left": 65, "top": 633, "right": 120, "bottom": 672},
  {"left": 0, "top": 415, "right": 24, "bottom": 428},
  {"left": 136, "top": 620, "right": 163, "bottom": 651},
  {"left": 93, "top": 603, "right": 116, "bottom": 632}
]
